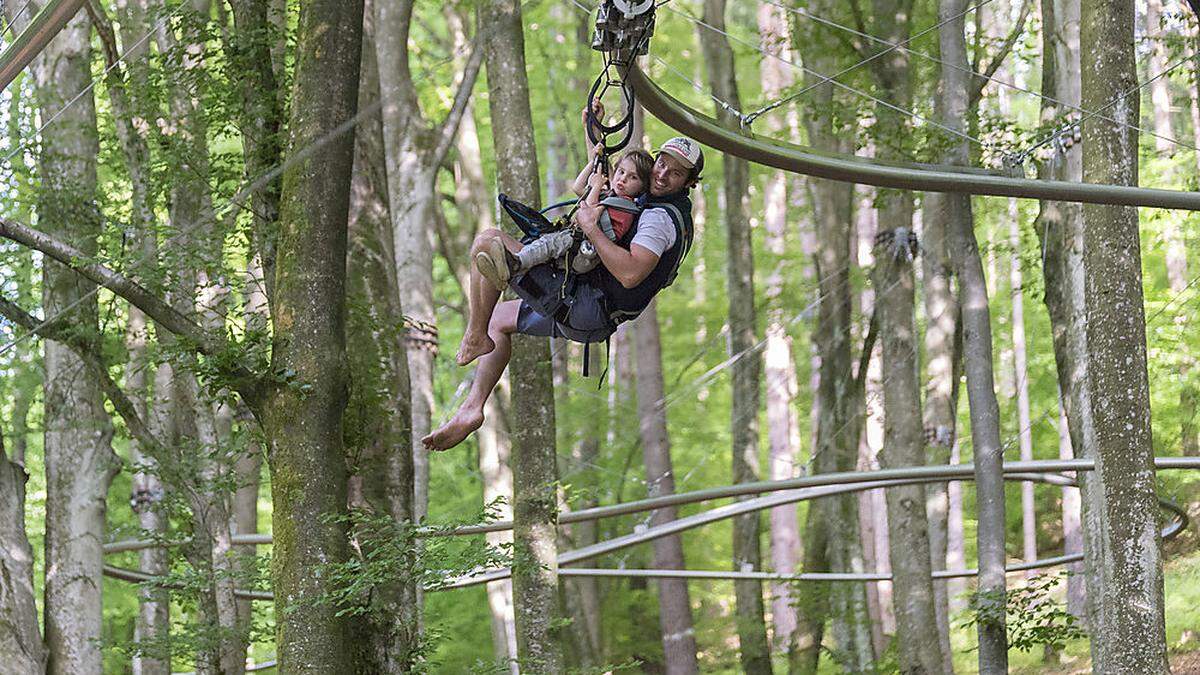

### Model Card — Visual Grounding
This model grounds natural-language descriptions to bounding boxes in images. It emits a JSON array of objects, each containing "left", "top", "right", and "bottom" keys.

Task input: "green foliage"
[{"left": 961, "top": 573, "right": 1086, "bottom": 654}]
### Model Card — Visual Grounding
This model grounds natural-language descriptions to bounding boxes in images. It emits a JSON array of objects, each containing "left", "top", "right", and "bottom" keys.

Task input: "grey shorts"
[{"left": 511, "top": 264, "right": 615, "bottom": 343}]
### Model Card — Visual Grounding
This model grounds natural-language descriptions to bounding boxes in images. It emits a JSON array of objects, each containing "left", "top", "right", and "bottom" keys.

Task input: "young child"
[{"left": 474, "top": 116, "right": 653, "bottom": 291}]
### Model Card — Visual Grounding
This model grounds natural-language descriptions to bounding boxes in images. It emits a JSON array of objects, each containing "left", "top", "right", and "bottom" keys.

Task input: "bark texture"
[
  {"left": 480, "top": 0, "right": 562, "bottom": 670},
  {"left": 0, "top": 434, "right": 43, "bottom": 674},
  {"left": 1080, "top": 0, "right": 1168, "bottom": 669},
  {"left": 791, "top": 4, "right": 874, "bottom": 669},
  {"left": 259, "top": 0, "right": 365, "bottom": 670},
  {"left": 757, "top": 4, "right": 803, "bottom": 657},
  {"left": 867, "top": 0, "right": 943, "bottom": 670},
  {"left": 697, "top": 1, "right": 771, "bottom": 671},
  {"left": 347, "top": 10, "right": 421, "bottom": 668},
  {"left": 634, "top": 302, "right": 701, "bottom": 675},
  {"left": 1035, "top": 0, "right": 1088, "bottom": 618},
  {"left": 24, "top": 7, "right": 121, "bottom": 673}
]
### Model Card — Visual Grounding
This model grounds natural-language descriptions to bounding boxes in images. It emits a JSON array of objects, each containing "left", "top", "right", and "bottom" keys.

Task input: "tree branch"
[
  {"left": 0, "top": 296, "right": 163, "bottom": 457},
  {"left": 0, "top": 217, "right": 263, "bottom": 400},
  {"left": 970, "top": 0, "right": 1032, "bottom": 108},
  {"left": 432, "top": 35, "right": 485, "bottom": 166}
]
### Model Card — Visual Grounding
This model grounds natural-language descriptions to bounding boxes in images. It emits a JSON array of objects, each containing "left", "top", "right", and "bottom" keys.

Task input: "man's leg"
[
  {"left": 426, "top": 299, "right": 522, "bottom": 451},
  {"left": 457, "top": 228, "right": 524, "bottom": 366}
]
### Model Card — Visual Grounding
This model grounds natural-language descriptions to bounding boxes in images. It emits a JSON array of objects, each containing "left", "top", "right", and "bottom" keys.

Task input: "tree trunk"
[
  {"left": 1057, "top": 388, "right": 1085, "bottom": 619},
  {"left": 634, "top": 301, "right": 701, "bottom": 675},
  {"left": 0, "top": 433, "right": 43, "bottom": 674},
  {"left": 756, "top": 4, "right": 803, "bottom": 657},
  {"left": 1144, "top": 0, "right": 1175, "bottom": 154},
  {"left": 867, "top": 0, "right": 943, "bottom": 670},
  {"left": 697, "top": 2, "right": 771, "bottom": 671},
  {"left": 22, "top": 6, "right": 121, "bottom": 673},
  {"left": 1036, "top": 0, "right": 1089, "bottom": 617},
  {"left": 258, "top": 0, "right": 364, "bottom": 670},
  {"left": 1010, "top": 197, "right": 1037, "bottom": 573},
  {"left": 1079, "top": 0, "right": 1168, "bottom": 669},
  {"left": 924, "top": 2, "right": 965, "bottom": 668},
  {"left": 791, "top": 8, "right": 875, "bottom": 666},
  {"left": 347, "top": 11, "right": 421, "bottom": 668},
  {"left": 375, "top": 0, "right": 438, "bottom": 533},
  {"left": 480, "top": 0, "right": 562, "bottom": 670}
]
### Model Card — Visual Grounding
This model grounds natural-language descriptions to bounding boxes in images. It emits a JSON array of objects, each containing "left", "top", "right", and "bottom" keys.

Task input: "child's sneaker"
[{"left": 475, "top": 238, "right": 519, "bottom": 292}]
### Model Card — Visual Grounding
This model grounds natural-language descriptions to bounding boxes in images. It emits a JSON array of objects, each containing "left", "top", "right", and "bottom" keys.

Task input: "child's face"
[{"left": 611, "top": 158, "right": 646, "bottom": 198}]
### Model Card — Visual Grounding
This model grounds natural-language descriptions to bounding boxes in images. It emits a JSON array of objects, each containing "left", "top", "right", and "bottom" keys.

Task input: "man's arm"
[{"left": 576, "top": 202, "right": 660, "bottom": 289}]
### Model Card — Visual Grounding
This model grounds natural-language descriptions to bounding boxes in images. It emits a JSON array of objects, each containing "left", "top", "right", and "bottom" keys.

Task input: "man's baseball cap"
[{"left": 658, "top": 136, "right": 703, "bottom": 169}]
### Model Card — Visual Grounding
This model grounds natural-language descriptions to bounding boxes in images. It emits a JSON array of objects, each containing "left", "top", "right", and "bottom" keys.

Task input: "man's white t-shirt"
[{"left": 628, "top": 207, "right": 677, "bottom": 258}]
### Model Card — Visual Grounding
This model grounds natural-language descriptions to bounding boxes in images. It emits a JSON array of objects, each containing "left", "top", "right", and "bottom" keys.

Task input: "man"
[{"left": 422, "top": 136, "right": 703, "bottom": 452}]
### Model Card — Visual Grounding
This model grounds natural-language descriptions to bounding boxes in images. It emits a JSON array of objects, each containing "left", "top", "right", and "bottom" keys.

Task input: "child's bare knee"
[{"left": 472, "top": 228, "right": 503, "bottom": 253}]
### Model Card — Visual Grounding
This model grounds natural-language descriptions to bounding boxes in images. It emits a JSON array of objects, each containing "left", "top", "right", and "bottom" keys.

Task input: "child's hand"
[{"left": 587, "top": 171, "right": 607, "bottom": 193}]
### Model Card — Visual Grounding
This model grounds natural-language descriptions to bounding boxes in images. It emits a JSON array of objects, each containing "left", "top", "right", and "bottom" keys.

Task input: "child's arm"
[
  {"left": 571, "top": 145, "right": 601, "bottom": 197},
  {"left": 572, "top": 101, "right": 605, "bottom": 196}
]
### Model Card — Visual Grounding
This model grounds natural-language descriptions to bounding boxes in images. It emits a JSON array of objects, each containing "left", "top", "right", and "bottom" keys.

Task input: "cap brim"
[{"left": 660, "top": 147, "right": 695, "bottom": 169}]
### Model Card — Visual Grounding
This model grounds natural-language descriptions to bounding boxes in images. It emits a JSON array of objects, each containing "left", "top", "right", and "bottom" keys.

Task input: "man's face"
[{"left": 650, "top": 153, "right": 691, "bottom": 196}]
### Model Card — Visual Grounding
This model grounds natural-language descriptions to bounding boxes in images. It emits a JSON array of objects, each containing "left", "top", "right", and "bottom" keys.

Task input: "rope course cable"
[
  {"left": 0, "top": 0, "right": 36, "bottom": 37},
  {"left": 758, "top": 0, "right": 1197, "bottom": 155},
  {"left": 742, "top": 0, "right": 995, "bottom": 127}
]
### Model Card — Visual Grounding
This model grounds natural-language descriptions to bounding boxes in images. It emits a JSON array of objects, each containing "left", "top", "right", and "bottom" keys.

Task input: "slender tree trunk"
[
  {"left": 1144, "top": 0, "right": 1175, "bottom": 154},
  {"left": 868, "top": 0, "right": 943, "bottom": 670},
  {"left": 634, "top": 301, "right": 701, "bottom": 675},
  {"left": 697, "top": 2, "right": 771, "bottom": 671},
  {"left": 480, "top": 0, "right": 562, "bottom": 670},
  {"left": 1057, "top": 388, "right": 1085, "bottom": 619},
  {"left": 21, "top": 7, "right": 121, "bottom": 673},
  {"left": 789, "top": 3, "right": 873, "bottom": 669},
  {"left": 258, "top": 1, "right": 365, "bottom": 670},
  {"left": 1010, "top": 198, "right": 1037, "bottom": 573},
  {"left": 375, "top": 0, "right": 438, "bottom": 533},
  {"left": 757, "top": 4, "right": 803, "bottom": 656},
  {"left": 1079, "top": 0, "right": 1168, "bottom": 669},
  {"left": 1036, "top": 0, "right": 1090, "bottom": 617},
  {"left": 0, "top": 433, "right": 43, "bottom": 674},
  {"left": 924, "top": 3, "right": 965, "bottom": 668},
  {"left": 347, "top": 12, "right": 421, "bottom": 668}
]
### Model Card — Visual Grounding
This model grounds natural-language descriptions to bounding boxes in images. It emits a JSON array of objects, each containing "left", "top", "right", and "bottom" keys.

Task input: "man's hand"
[{"left": 576, "top": 199, "right": 602, "bottom": 239}]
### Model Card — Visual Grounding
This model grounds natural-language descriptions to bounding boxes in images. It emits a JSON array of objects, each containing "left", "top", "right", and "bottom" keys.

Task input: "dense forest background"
[{"left": 2, "top": 0, "right": 1200, "bottom": 672}]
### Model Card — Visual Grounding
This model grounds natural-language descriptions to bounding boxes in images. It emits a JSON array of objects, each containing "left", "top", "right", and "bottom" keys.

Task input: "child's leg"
[
  {"left": 425, "top": 299, "right": 522, "bottom": 451},
  {"left": 458, "top": 229, "right": 523, "bottom": 366},
  {"left": 516, "top": 229, "right": 575, "bottom": 271}
]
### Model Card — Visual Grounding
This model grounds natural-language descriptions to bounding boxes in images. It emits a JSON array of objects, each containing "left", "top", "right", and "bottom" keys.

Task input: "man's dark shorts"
[{"left": 510, "top": 263, "right": 615, "bottom": 343}]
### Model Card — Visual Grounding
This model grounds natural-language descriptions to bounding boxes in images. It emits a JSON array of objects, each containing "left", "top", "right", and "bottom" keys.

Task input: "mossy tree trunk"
[
  {"left": 1079, "top": 0, "right": 1168, "bottom": 669},
  {"left": 479, "top": 0, "right": 562, "bottom": 670},
  {"left": 258, "top": 0, "right": 365, "bottom": 670}
]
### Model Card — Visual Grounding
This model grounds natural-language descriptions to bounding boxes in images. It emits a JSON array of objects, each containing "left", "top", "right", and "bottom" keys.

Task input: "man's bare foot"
[
  {"left": 456, "top": 332, "right": 495, "bottom": 366},
  {"left": 422, "top": 408, "right": 485, "bottom": 452}
]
